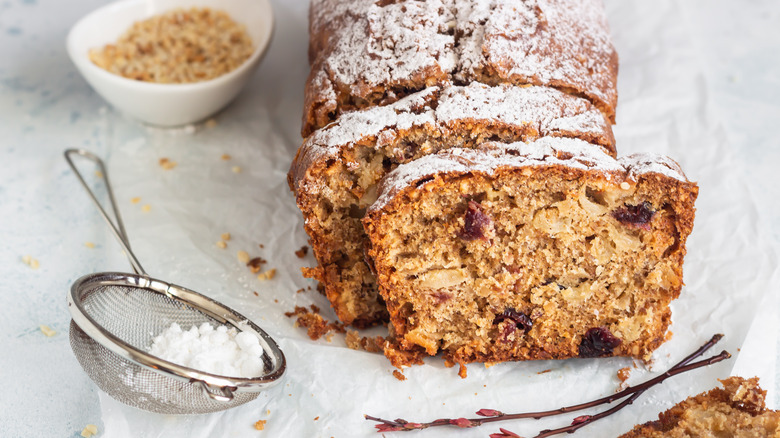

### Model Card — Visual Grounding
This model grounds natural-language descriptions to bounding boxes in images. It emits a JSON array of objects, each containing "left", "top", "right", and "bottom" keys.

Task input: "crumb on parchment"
[
  {"left": 39, "top": 325, "right": 56, "bottom": 337},
  {"left": 285, "top": 305, "right": 345, "bottom": 340},
  {"left": 295, "top": 245, "right": 309, "bottom": 258},
  {"left": 22, "top": 255, "right": 40, "bottom": 269},
  {"left": 159, "top": 158, "right": 177, "bottom": 170},
  {"left": 80, "top": 424, "right": 98, "bottom": 437},
  {"left": 257, "top": 268, "right": 276, "bottom": 281}
]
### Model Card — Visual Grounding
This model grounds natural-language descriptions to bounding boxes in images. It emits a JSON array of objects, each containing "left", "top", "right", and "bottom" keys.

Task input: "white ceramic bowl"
[{"left": 67, "top": 0, "right": 273, "bottom": 126}]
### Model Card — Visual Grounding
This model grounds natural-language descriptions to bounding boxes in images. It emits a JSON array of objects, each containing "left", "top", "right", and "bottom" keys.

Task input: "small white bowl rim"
[{"left": 66, "top": 0, "right": 274, "bottom": 94}]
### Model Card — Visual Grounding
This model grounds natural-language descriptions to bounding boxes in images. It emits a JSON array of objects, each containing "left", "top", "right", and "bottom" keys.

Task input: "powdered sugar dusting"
[
  {"left": 371, "top": 138, "right": 689, "bottom": 211},
  {"left": 305, "top": 0, "right": 618, "bottom": 133},
  {"left": 620, "top": 153, "right": 689, "bottom": 181},
  {"left": 293, "top": 83, "right": 614, "bottom": 194},
  {"left": 455, "top": 0, "right": 616, "bottom": 113},
  {"left": 314, "top": 87, "right": 439, "bottom": 151},
  {"left": 436, "top": 83, "right": 608, "bottom": 138},
  {"left": 310, "top": 0, "right": 456, "bottom": 93}
]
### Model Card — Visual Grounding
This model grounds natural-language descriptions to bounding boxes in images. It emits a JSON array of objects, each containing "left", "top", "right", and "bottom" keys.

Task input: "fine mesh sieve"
[{"left": 65, "top": 149, "right": 286, "bottom": 415}]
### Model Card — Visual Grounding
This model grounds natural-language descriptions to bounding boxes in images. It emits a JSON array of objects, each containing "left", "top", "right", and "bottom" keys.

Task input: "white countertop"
[{"left": 1, "top": 1, "right": 779, "bottom": 437}]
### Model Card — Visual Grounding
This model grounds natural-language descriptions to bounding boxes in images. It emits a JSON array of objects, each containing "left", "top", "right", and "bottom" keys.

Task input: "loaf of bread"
[
  {"left": 303, "top": 0, "right": 618, "bottom": 136},
  {"left": 289, "top": 83, "right": 615, "bottom": 327},
  {"left": 619, "top": 377, "right": 780, "bottom": 437},
  {"left": 363, "top": 138, "right": 698, "bottom": 365}
]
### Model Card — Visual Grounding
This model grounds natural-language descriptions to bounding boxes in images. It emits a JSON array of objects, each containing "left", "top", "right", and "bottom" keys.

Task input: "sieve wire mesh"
[{"left": 70, "top": 281, "right": 266, "bottom": 415}]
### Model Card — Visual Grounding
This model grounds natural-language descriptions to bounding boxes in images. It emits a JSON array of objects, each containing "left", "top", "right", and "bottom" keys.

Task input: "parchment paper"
[{"left": 79, "top": 1, "right": 779, "bottom": 436}]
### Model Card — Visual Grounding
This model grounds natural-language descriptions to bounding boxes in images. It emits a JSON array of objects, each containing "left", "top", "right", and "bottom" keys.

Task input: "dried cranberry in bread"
[
  {"left": 303, "top": 0, "right": 618, "bottom": 136},
  {"left": 619, "top": 377, "right": 780, "bottom": 437},
  {"left": 363, "top": 138, "right": 697, "bottom": 365},
  {"left": 289, "top": 84, "right": 615, "bottom": 327}
]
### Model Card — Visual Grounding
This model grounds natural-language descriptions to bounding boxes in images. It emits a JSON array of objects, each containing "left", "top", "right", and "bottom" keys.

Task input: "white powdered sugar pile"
[{"left": 148, "top": 323, "right": 265, "bottom": 378}]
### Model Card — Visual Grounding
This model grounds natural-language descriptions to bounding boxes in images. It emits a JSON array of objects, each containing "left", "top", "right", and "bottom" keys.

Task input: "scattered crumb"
[
  {"left": 94, "top": 171, "right": 103, "bottom": 179},
  {"left": 307, "top": 286, "right": 312, "bottom": 290},
  {"left": 392, "top": 370, "right": 407, "bottom": 381},
  {"left": 221, "top": 153, "right": 231, "bottom": 160},
  {"left": 257, "top": 269, "right": 276, "bottom": 281},
  {"left": 295, "top": 246, "right": 309, "bottom": 258},
  {"left": 131, "top": 197, "right": 141, "bottom": 204},
  {"left": 22, "top": 255, "right": 40, "bottom": 269},
  {"left": 274, "top": 299, "right": 278, "bottom": 303},
  {"left": 159, "top": 157, "right": 177, "bottom": 170},
  {"left": 253, "top": 291, "right": 259, "bottom": 297},
  {"left": 266, "top": 410, "right": 270, "bottom": 415},
  {"left": 141, "top": 204, "right": 151, "bottom": 212},
  {"left": 80, "top": 424, "right": 98, "bottom": 437},
  {"left": 314, "top": 416, "right": 319, "bottom": 421},
  {"left": 537, "top": 369, "right": 552, "bottom": 375},
  {"left": 237, "top": 250, "right": 250, "bottom": 264},
  {"left": 216, "top": 240, "right": 227, "bottom": 249},
  {"left": 254, "top": 420, "right": 266, "bottom": 431},
  {"left": 247, "top": 257, "right": 267, "bottom": 273},
  {"left": 258, "top": 243, "right": 265, "bottom": 249},
  {"left": 221, "top": 232, "right": 231, "bottom": 241},
  {"left": 383, "top": 339, "right": 426, "bottom": 368},
  {"left": 458, "top": 363, "right": 468, "bottom": 379},
  {"left": 84, "top": 242, "right": 96, "bottom": 249},
  {"left": 296, "top": 288, "right": 305, "bottom": 294},
  {"left": 325, "top": 333, "right": 334, "bottom": 343},
  {"left": 39, "top": 325, "right": 56, "bottom": 337},
  {"left": 232, "top": 166, "right": 242, "bottom": 173},
  {"left": 204, "top": 118, "right": 218, "bottom": 128},
  {"left": 620, "top": 181, "right": 630, "bottom": 190},
  {"left": 617, "top": 367, "right": 631, "bottom": 383},
  {"left": 284, "top": 305, "right": 345, "bottom": 340},
  {"left": 345, "top": 330, "right": 385, "bottom": 353}
]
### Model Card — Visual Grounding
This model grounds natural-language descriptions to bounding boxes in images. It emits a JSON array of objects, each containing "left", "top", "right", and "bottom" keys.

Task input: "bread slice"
[
  {"left": 303, "top": 0, "right": 618, "bottom": 136},
  {"left": 619, "top": 377, "right": 780, "bottom": 437},
  {"left": 289, "top": 84, "right": 615, "bottom": 327},
  {"left": 363, "top": 138, "right": 697, "bottom": 365}
]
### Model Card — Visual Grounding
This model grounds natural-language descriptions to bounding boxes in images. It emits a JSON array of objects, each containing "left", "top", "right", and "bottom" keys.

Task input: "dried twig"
[{"left": 365, "top": 334, "right": 729, "bottom": 435}]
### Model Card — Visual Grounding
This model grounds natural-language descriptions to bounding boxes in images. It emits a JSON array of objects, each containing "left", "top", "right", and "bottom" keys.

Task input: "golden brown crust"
[
  {"left": 619, "top": 377, "right": 780, "bottom": 437},
  {"left": 302, "top": 0, "right": 618, "bottom": 136}
]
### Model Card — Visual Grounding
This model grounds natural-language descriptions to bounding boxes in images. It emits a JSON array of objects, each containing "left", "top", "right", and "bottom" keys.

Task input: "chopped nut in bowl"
[{"left": 66, "top": 0, "right": 273, "bottom": 126}]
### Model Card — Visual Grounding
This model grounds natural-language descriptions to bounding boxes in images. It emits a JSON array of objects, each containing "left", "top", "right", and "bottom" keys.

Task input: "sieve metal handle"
[
  {"left": 198, "top": 382, "right": 235, "bottom": 402},
  {"left": 64, "top": 149, "right": 147, "bottom": 276}
]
